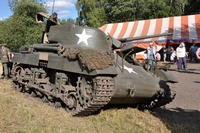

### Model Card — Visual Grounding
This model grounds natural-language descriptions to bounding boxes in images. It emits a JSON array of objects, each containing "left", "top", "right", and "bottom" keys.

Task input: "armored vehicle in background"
[{"left": 11, "top": 12, "right": 177, "bottom": 116}]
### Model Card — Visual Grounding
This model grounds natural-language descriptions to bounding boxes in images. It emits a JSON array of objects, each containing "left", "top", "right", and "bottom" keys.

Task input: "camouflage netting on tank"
[
  {"left": 62, "top": 48, "right": 81, "bottom": 59},
  {"left": 62, "top": 48, "right": 113, "bottom": 70},
  {"left": 78, "top": 50, "right": 113, "bottom": 70}
]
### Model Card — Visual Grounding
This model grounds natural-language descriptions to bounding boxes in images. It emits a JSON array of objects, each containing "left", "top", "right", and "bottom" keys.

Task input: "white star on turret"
[{"left": 75, "top": 29, "right": 92, "bottom": 46}]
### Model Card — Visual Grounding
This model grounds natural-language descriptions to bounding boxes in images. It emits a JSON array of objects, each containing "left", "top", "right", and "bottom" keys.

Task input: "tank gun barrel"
[
  {"left": 29, "top": 43, "right": 63, "bottom": 52},
  {"left": 32, "top": 46, "right": 60, "bottom": 52},
  {"left": 32, "top": 43, "right": 61, "bottom": 47},
  {"left": 118, "top": 33, "right": 172, "bottom": 42}
]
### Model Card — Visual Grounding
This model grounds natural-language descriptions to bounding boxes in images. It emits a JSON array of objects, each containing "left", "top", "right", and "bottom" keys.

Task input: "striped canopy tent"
[
  {"left": 99, "top": 14, "right": 200, "bottom": 59},
  {"left": 99, "top": 14, "right": 200, "bottom": 44}
]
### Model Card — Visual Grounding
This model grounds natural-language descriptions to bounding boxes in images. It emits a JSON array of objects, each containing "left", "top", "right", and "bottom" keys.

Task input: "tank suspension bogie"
[
  {"left": 12, "top": 64, "right": 116, "bottom": 116},
  {"left": 11, "top": 65, "right": 78, "bottom": 110},
  {"left": 11, "top": 64, "right": 176, "bottom": 115},
  {"left": 54, "top": 72, "right": 77, "bottom": 110}
]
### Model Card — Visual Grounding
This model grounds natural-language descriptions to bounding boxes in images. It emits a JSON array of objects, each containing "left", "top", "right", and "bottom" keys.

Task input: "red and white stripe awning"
[{"left": 99, "top": 14, "right": 200, "bottom": 44}]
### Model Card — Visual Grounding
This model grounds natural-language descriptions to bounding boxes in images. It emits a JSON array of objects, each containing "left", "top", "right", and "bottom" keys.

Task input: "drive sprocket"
[{"left": 142, "top": 82, "right": 176, "bottom": 109}]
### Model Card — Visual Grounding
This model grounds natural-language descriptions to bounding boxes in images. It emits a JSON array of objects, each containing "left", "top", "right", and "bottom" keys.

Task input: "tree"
[
  {"left": 107, "top": 0, "right": 154, "bottom": 22},
  {"left": 107, "top": 0, "right": 185, "bottom": 22},
  {"left": 185, "top": 0, "right": 200, "bottom": 15},
  {"left": 2, "top": 0, "right": 47, "bottom": 51},
  {"left": 59, "top": 18, "right": 76, "bottom": 25},
  {"left": 76, "top": 0, "right": 108, "bottom": 27},
  {"left": 167, "top": 0, "right": 188, "bottom": 16},
  {"left": 0, "top": 20, "right": 8, "bottom": 44},
  {"left": 141, "top": 0, "right": 171, "bottom": 19},
  {"left": 76, "top": 0, "right": 195, "bottom": 26}
]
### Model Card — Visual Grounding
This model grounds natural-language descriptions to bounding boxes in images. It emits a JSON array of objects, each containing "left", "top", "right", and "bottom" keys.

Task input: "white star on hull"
[{"left": 120, "top": 65, "right": 138, "bottom": 74}]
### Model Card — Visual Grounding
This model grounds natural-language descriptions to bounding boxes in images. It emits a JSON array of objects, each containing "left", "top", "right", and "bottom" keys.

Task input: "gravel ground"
[{"left": 153, "top": 62, "right": 200, "bottom": 132}]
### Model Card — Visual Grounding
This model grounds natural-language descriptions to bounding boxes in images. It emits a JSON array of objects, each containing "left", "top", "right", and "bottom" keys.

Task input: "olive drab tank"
[{"left": 11, "top": 12, "right": 177, "bottom": 116}]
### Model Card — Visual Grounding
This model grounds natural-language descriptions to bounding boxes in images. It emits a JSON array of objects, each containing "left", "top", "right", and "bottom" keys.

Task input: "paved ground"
[
  {"left": 152, "top": 62, "right": 200, "bottom": 132},
  {"left": 165, "top": 62, "right": 200, "bottom": 111}
]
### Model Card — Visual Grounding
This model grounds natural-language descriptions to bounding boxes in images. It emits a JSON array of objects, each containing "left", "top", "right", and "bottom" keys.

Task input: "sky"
[{"left": 0, "top": 0, "right": 78, "bottom": 21}]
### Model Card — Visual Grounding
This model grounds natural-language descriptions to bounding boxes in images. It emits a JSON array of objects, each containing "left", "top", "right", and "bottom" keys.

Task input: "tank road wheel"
[
  {"left": 64, "top": 92, "right": 78, "bottom": 115},
  {"left": 11, "top": 65, "right": 25, "bottom": 92},
  {"left": 72, "top": 76, "right": 115, "bottom": 116},
  {"left": 76, "top": 76, "right": 96, "bottom": 107}
]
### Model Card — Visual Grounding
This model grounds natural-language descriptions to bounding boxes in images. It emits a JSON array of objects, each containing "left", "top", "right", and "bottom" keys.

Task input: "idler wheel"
[{"left": 12, "top": 65, "right": 24, "bottom": 81}]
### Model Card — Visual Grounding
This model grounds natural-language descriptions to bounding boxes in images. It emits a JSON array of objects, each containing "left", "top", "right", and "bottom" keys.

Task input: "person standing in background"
[
  {"left": 166, "top": 46, "right": 174, "bottom": 61},
  {"left": 0, "top": 44, "right": 12, "bottom": 79},
  {"left": 196, "top": 47, "right": 200, "bottom": 60},
  {"left": 51, "top": 12, "right": 60, "bottom": 25},
  {"left": 182, "top": 42, "right": 188, "bottom": 69},
  {"left": 193, "top": 45, "right": 198, "bottom": 63},
  {"left": 176, "top": 42, "right": 187, "bottom": 71},
  {"left": 189, "top": 43, "right": 195, "bottom": 62},
  {"left": 145, "top": 42, "right": 156, "bottom": 70},
  {"left": 155, "top": 51, "right": 161, "bottom": 61},
  {"left": 170, "top": 51, "right": 176, "bottom": 64},
  {"left": 162, "top": 45, "right": 167, "bottom": 62}
]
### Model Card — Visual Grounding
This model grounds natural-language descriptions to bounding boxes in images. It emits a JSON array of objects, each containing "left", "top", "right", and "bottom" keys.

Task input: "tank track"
[
  {"left": 11, "top": 65, "right": 115, "bottom": 116},
  {"left": 72, "top": 76, "right": 115, "bottom": 116},
  {"left": 142, "top": 82, "right": 176, "bottom": 109}
]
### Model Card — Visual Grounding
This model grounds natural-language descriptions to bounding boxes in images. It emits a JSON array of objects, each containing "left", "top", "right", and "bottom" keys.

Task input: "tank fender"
[{"left": 156, "top": 69, "right": 178, "bottom": 83}]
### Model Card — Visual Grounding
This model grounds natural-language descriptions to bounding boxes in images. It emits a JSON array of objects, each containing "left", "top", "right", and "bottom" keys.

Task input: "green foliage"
[
  {"left": 107, "top": 0, "right": 184, "bottom": 22},
  {"left": 76, "top": 0, "right": 200, "bottom": 27},
  {"left": 2, "top": 15, "right": 45, "bottom": 51},
  {"left": 107, "top": 0, "right": 137, "bottom": 22},
  {"left": 8, "top": 0, "right": 44, "bottom": 15},
  {"left": 0, "top": 0, "right": 46, "bottom": 51},
  {"left": 185, "top": 0, "right": 200, "bottom": 15},
  {"left": 60, "top": 18, "right": 76, "bottom": 25},
  {"left": 141, "top": 0, "right": 171, "bottom": 19},
  {"left": 76, "top": 0, "right": 108, "bottom": 27},
  {"left": 167, "top": 0, "right": 188, "bottom": 16}
]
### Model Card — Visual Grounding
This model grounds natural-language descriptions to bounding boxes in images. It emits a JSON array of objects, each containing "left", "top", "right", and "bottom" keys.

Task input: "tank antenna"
[{"left": 51, "top": 0, "right": 56, "bottom": 14}]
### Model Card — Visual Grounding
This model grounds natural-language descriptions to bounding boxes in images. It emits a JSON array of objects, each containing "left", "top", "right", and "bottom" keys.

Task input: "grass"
[{"left": 0, "top": 79, "right": 199, "bottom": 133}]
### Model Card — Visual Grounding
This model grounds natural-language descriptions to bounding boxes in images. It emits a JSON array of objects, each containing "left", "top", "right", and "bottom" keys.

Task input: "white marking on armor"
[
  {"left": 120, "top": 65, "right": 138, "bottom": 74},
  {"left": 124, "top": 65, "right": 138, "bottom": 74},
  {"left": 76, "top": 29, "right": 92, "bottom": 46}
]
